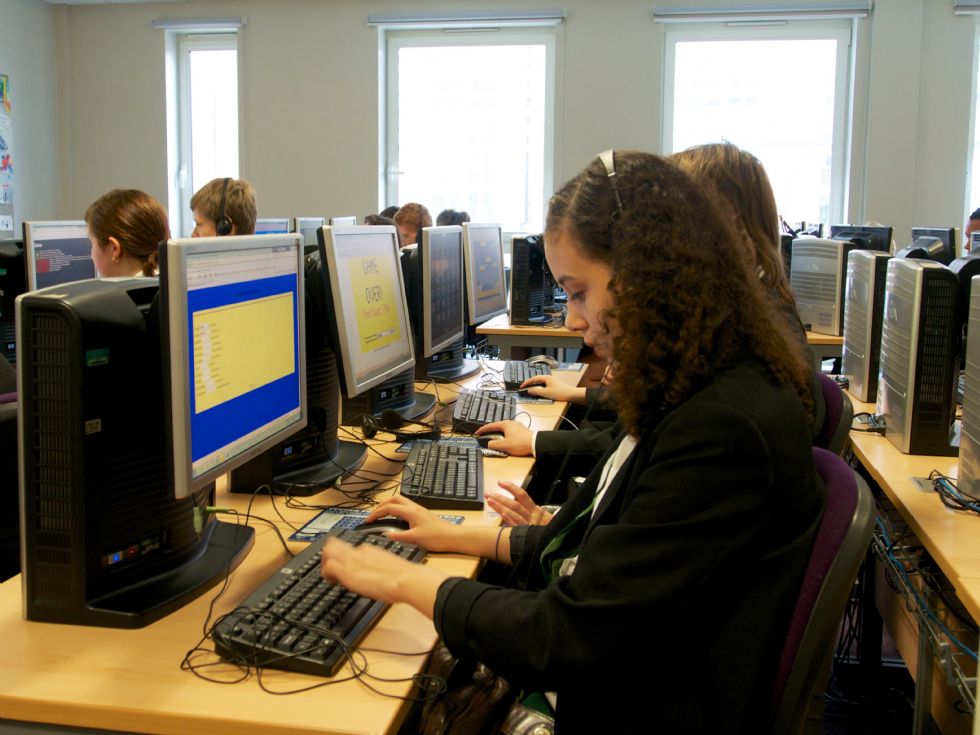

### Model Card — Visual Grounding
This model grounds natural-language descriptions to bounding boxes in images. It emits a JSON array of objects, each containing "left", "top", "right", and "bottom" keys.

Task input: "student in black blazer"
[{"left": 320, "top": 151, "right": 824, "bottom": 732}]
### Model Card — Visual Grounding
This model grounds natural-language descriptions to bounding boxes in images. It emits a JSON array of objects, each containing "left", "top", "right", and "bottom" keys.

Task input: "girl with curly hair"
[{"left": 320, "top": 151, "right": 824, "bottom": 732}]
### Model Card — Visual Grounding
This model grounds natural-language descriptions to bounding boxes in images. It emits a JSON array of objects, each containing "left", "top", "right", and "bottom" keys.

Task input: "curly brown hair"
[
  {"left": 669, "top": 143, "right": 796, "bottom": 310},
  {"left": 546, "top": 151, "right": 812, "bottom": 436},
  {"left": 85, "top": 189, "right": 170, "bottom": 276}
]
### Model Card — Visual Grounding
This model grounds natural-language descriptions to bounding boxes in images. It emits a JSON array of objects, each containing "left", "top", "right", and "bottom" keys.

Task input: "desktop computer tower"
[
  {"left": 958, "top": 276, "right": 980, "bottom": 495},
  {"left": 877, "top": 259, "right": 959, "bottom": 456},
  {"left": 841, "top": 250, "right": 891, "bottom": 402},
  {"left": 0, "top": 239, "right": 25, "bottom": 364},
  {"left": 790, "top": 238, "right": 857, "bottom": 336},
  {"left": 510, "top": 234, "right": 550, "bottom": 325},
  {"left": 17, "top": 278, "right": 225, "bottom": 626}
]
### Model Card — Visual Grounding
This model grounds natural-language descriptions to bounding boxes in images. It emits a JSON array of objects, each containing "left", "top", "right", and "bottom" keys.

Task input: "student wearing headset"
[
  {"left": 190, "top": 177, "right": 257, "bottom": 237},
  {"left": 85, "top": 189, "right": 169, "bottom": 277},
  {"left": 320, "top": 151, "right": 824, "bottom": 732}
]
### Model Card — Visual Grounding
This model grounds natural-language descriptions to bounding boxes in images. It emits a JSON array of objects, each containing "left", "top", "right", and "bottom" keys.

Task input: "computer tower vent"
[
  {"left": 842, "top": 251, "right": 891, "bottom": 402},
  {"left": 877, "top": 259, "right": 958, "bottom": 455},
  {"left": 790, "top": 239, "right": 854, "bottom": 336},
  {"left": 959, "top": 275, "right": 980, "bottom": 495},
  {"left": 25, "top": 310, "right": 76, "bottom": 600}
]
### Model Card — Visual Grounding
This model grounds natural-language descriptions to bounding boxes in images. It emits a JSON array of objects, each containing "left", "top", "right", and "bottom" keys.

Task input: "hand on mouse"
[{"left": 475, "top": 420, "right": 533, "bottom": 456}]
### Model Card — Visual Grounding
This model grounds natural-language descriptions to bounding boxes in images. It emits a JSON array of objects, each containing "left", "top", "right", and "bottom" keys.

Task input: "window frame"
[
  {"left": 661, "top": 18, "right": 855, "bottom": 227},
  {"left": 167, "top": 30, "right": 243, "bottom": 237},
  {"left": 382, "top": 26, "right": 558, "bottom": 236}
]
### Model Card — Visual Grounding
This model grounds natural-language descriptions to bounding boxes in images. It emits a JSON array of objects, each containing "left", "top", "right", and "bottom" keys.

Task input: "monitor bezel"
[
  {"left": 22, "top": 220, "right": 92, "bottom": 291},
  {"left": 829, "top": 224, "right": 893, "bottom": 253},
  {"left": 462, "top": 222, "right": 508, "bottom": 326},
  {"left": 328, "top": 216, "right": 358, "bottom": 227},
  {"left": 318, "top": 225, "right": 417, "bottom": 398},
  {"left": 162, "top": 233, "right": 308, "bottom": 499},
  {"left": 293, "top": 217, "right": 326, "bottom": 247},
  {"left": 420, "top": 226, "right": 465, "bottom": 357},
  {"left": 910, "top": 226, "right": 956, "bottom": 264}
]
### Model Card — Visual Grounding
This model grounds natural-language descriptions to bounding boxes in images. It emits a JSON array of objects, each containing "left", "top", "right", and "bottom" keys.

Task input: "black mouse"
[
  {"left": 354, "top": 517, "right": 411, "bottom": 535},
  {"left": 476, "top": 432, "right": 505, "bottom": 448},
  {"left": 516, "top": 387, "right": 534, "bottom": 397}
]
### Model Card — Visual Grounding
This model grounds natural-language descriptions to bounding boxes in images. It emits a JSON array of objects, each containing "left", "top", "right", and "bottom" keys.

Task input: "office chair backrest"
[
  {"left": 814, "top": 372, "right": 853, "bottom": 455},
  {"left": 771, "top": 447, "right": 875, "bottom": 734}
]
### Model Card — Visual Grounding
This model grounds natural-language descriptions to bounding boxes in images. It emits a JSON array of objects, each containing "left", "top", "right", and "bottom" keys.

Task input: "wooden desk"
[
  {"left": 807, "top": 331, "right": 843, "bottom": 372},
  {"left": 475, "top": 313, "right": 582, "bottom": 359},
  {"left": 0, "top": 363, "right": 583, "bottom": 735},
  {"left": 846, "top": 395, "right": 979, "bottom": 734}
]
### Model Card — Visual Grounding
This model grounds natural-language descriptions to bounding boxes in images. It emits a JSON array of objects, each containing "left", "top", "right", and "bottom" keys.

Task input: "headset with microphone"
[
  {"left": 215, "top": 177, "right": 234, "bottom": 236},
  {"left": 360, "top": 409, "right": 441, "bottom": 442}
]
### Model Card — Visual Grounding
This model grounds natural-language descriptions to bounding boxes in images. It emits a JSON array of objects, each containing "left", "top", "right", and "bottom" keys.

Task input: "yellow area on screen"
[
  {"left": 350, "top": 255, "right": 401, "bottom": 353},
  {"left": 193, "top": 293, "right": 294, "bottom": 414}
]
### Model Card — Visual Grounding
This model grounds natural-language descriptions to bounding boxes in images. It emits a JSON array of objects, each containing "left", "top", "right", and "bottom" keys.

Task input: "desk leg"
[{"left": 913, "top": 622, "right": 935, "bottom": 735}]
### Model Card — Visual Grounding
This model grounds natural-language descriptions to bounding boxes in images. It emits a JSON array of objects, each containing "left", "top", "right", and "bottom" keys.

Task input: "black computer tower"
[
  {"left": 17, "top": 278, "right": 249, "bottom": 627},
  {"left": 0, "top": 239, "right": 25, "bottom": 364},
  {"left": 841, "top": 250, "right": 891, "bottom": 402},
  {"left": 510, "top": 234, "right": 550, "bottom": 325},
  {"left": 877, "top": 259, "right": 959, "bottom": 456}
]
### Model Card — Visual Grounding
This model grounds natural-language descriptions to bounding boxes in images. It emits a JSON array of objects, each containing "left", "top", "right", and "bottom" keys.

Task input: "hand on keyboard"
[
  {"left": 520, "top": 374, "right": 587, "bottom": 404},
  {"left": 475, "top": 420, "right": 533, "bottom": 456}
]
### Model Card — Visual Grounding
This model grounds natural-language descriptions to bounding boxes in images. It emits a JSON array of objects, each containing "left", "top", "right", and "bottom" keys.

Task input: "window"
[
  {"left": 663, "top": 20, "right": 854, "bottom": 228},
  {"left": 161, "top": 23, "right": 242, "bottom": 237},
  {"left": 384, "top": 28, "right": 556, "bottom": 234}
]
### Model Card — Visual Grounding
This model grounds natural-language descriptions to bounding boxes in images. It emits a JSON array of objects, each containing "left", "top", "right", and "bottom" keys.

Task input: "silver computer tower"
[
  {"left": 877, "top": 259, "right": 959, "bottom": 456},
  {"left": 790, "top": 238, "right": 856, "bottom": 336},
  {"left": 959, "top": 276, "right": 980, "bottom": 494},
  {"left": 842, "top": 250, "right": 891, "bottom": 402}
]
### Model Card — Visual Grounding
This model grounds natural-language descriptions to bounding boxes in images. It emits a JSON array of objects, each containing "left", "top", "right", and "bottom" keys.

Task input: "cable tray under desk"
[{"left": 873, "top": 494, "right": 977, "bottom": 718}]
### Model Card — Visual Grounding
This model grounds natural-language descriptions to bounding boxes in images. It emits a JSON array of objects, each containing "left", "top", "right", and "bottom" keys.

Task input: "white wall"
[
  {"left": 7, "top": 0, "right": 979, "bottom": 245},
  {"left": 0, "top": 0, "right": 61, "bottom": 231}
]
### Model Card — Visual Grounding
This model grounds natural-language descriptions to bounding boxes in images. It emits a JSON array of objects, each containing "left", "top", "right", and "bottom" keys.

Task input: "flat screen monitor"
[
  {"left": 293, "top": 217, "right": 325, "bottom": 247},
  {"left": 829, "top": 224, "right": 893, "bottom": 253},
  {"left": 255, "top": 218, "right": 291, "bottom": 235},
  {"left": 909, "top": 226, "right": 956, "bottom": 265},
  {"left": 23, "top": 220, "right": 96, "bottom": 290},
  {"left": 462, "top": 223, "right": 507, "bottom": 326},
  {"left": 329, "top": 216, "right": 357, "bottom": 227},
  {"left": 419, "top": 226, "right": 465, "bottom": 357},
  {"left": 317, "top": 225, "right": 416, "bottom": 398},
  {"left": 161, "top": 234, "right": 307, "bottom": 499}
]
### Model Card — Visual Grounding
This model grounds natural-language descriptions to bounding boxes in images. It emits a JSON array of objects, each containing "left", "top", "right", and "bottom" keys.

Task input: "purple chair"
[
  {"left": 772, "top": 447, "right": 875, "bottom": 734},
  {"left": 814, "top": 372, "right": 853, "bottom": 455}
]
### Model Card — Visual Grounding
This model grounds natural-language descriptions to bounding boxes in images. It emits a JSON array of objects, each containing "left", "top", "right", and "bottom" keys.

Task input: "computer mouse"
[
  {"left": 353, "top": 517, "right": 411, "bottom": 535},
  {"left": 476, "top": 432, "right": 505, "bottom": 448},
  {"left": 516, "top": 387, "right": 534, "bottom": 397},
  {"left": 526, "top": 355, "right": 559, "bottom": 369}
]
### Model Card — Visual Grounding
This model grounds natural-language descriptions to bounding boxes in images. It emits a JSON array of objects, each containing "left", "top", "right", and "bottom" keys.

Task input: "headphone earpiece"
[
  {"left": 360, "top": 411, "right": 440, "bottom": 442},
  {"left": 215, "top": 177, "right": 234, "bottom": 236}
]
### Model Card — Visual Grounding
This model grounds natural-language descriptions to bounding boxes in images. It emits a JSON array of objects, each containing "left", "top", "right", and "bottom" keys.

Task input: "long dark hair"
[
  {"left": 546, "top": 151, "right": 812, "bottom": 436},
  {"left": 85, "top": 189, "right": 169, "bottom": 276}
]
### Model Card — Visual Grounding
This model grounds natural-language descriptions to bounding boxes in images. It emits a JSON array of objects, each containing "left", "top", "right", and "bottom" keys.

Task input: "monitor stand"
[
  {"left": 341, "top": 367, "right": 436, "bottom": 424},
  {"left": 417, "top": 340, "right": 481, "bottom": 383},
  {"left": 264, "top": 440, "right": 367, "bottom": 496}
]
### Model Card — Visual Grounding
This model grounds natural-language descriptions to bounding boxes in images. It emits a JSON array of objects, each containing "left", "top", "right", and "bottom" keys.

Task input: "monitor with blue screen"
[
  {"left": 161, "top": 234, "right": 307, "bottom": 499},
  {"left": 255, "top": 218, "right": 291, "bottom": 235}
]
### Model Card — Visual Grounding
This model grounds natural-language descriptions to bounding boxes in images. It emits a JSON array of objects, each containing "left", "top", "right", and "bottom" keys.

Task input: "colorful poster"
[{"left": 0, "top": 74, "right": 12, "bottom": 236}]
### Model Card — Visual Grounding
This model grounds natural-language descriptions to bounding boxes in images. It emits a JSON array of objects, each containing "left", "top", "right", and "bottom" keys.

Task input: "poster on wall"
[{"left": 0, "top": 74, "right": 13, "bottom": 236}]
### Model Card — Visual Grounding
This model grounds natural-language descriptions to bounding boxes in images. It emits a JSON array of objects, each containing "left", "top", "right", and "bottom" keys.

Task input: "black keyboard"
[
  {"left": 503, "top": 360, "right": 552, "bottom": 389},
  {"left": 401, "top": 439, "right": 484, "bottom": 510},
  {"left": 452, "top": 388, "right": 516, "bottom": 433},
  {"left": 212, "top": 527, "right": 425, "bottom": 677}
]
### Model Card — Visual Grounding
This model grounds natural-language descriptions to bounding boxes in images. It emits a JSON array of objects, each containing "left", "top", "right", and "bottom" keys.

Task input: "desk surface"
[
  {"left": 846, "top": 394, "right": 980, "bottom": 621},
  {"left": 0, "top": 363, "right": 583, "bottom": 735},
  {"left": 806, "top": 331, "right": 844, "bottom": 346},
  {"left": 475, "top": 313, "right": 579, "bottom": 339}
]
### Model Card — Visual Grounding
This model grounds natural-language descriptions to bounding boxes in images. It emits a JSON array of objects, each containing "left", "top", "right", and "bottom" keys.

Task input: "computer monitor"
[
  {"left": 462, "top": 223, "right": 507, "bottom": 326},
  {"left": 293, "top": 217, "right": 325, "bottom": 249},
  {"left": 160, "top": 234, "right": 307, "bottom": 499},
  {"left": 255, "top": 218, "right": 291, "bottom": 235},
  {"left": 329, "top": 216, "right": 357, "bottom": 227},
  {"left": 317, "top": 225, "right": 416, "bottom": 395},
  {"left": 0, "top": 239, "right": 25, "bottom": 363},
  {"left": 829, "top": 224, "right": 893, "bottom": 253},
  {"left": 23, "top": 220, "right": 96, "bottom": 290},
  {"left": 901, "top": 227, "right": 956, "bottom": 265}
]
